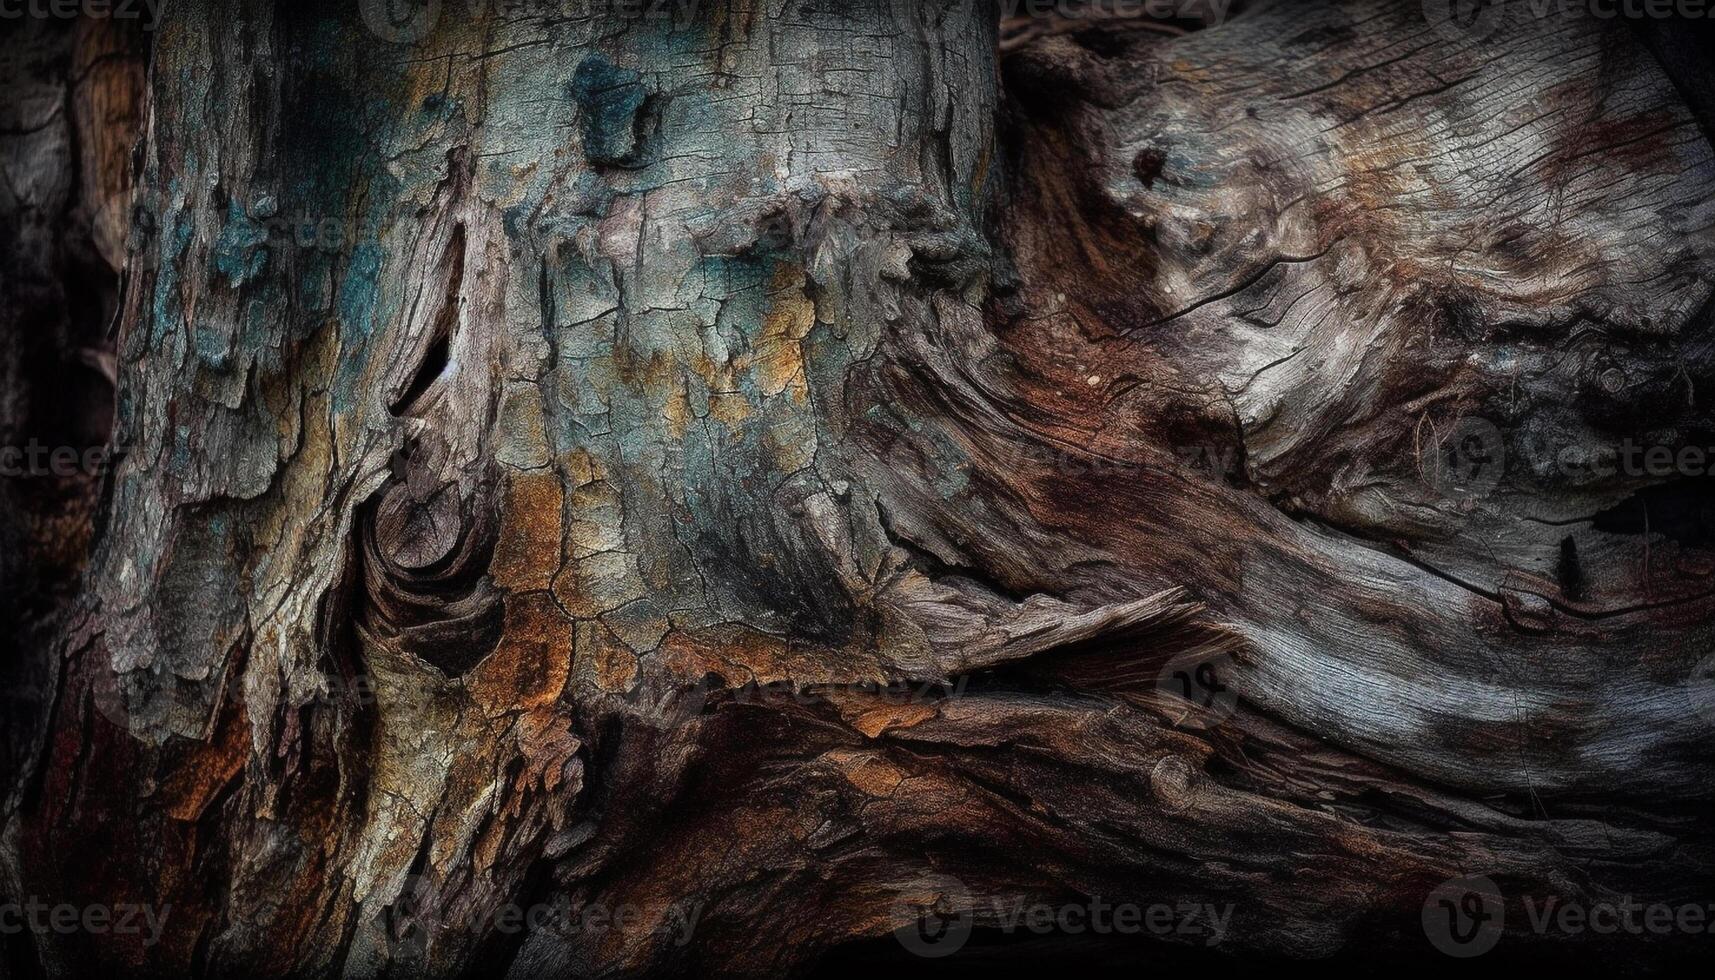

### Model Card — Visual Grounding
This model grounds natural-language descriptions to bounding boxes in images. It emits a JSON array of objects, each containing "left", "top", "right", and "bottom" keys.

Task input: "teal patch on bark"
[
  {"left": 213, "top": 198, "right": 270, "bottom": 289},
  {"left": 193, "top": 321, "right": 234, "bottom": 372},
  {"left": 570, "top": 54, "right": 650, "bottom": 168},
  {"left": 332, "top": 243, "right": 384, "bottom": 410},
  {"left": 336, "top": 243, "right": 382, "bottom": 340},
  {"left": 149, "top": 191, "right": 194, "bottom": 348}
]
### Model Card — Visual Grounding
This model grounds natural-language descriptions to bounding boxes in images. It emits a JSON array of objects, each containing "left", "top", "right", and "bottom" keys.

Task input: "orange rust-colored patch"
[
  {"left": 845, "top": 702, "right": 937, "bottom": 739},
  {"left": 491, "top": 470, "right": 564, "bottom": 592},
  {"left": 656, "top": 624, "right": 790, "bottom": 686},
  {"left": 572, "top": 620, "right": 642, "bottom": 695},
  {"left": 650, "top": 622, "right": 889, "bottom": 696},
  {"left": 594, "top": 641, "right": 640, "bottom": 694},
  {"left": 158, "top": 695, "right": 251, "bottom": 822},
  {"left": 754, "top": 265, "right": 814, "bottom": 401},
  {"left": 468, "top": 593, "right": 573, "bottom": 711},
  {"left": 826, "top": 748, "right": 906, "bottom": 797},
  {"left": 707, "top": 391, "right": 754, "bottom": 430},
  {"left": 662, "top": 375, "right": 693, "bottom": 440}
]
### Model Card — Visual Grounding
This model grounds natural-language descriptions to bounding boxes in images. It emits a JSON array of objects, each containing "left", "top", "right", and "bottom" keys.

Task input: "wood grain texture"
[{"left": 2, "top": 1, "right": 1713, "bottom": 976}]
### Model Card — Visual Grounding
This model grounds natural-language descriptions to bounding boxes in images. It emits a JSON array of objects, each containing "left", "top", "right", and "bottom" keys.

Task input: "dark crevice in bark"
[
  {"left": 7, "top": 2, "right": 1715, "bottom": 976},
  {"left": 390, "top": 224, "right": 465, "bottom": 417}
]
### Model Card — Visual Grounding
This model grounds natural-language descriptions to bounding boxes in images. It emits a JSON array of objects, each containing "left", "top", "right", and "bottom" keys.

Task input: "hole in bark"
[
  {"left": 570, "top": 55, "right": 659, "bottom": 169},
  {"left": 1557, "top": 535, "right": 1586, "bottom": 600},
  {"left": 1132, "top": 148, "right": 1166, "bottom": 190},
  {"left": 389, "top": 224, "right": 464, "bottom": 416},
  {"left": 353, "top": 457, "right": 506, "bottom": 679},
  {"left": 1590, "top": 478, "right": 1715, "bottom": 548},
  {"left": 389, "top": 330, "right": 450, "bottom": 416}
]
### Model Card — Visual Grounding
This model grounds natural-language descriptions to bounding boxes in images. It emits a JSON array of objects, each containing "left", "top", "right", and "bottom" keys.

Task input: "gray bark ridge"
[{"left": 4, "top": 1, "right": 1714, "bottom": 977}]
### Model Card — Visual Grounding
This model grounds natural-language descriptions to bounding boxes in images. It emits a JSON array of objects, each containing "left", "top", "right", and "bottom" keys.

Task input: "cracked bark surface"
[{"left": 2, "top": 1, "right": 1713, "bottom": 976}]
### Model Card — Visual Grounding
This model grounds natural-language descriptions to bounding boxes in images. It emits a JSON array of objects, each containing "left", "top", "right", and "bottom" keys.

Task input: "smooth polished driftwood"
[{"left": 2, "top": 0, "right": 1712, "bottom": 975}]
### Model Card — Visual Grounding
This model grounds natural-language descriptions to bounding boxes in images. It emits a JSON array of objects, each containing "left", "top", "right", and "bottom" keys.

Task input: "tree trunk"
[{"left": 3, "top": 1, "right": 1714, "bottom": 976}]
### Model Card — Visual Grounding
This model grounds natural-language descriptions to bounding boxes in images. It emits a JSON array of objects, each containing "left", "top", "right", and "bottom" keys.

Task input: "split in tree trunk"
[{"left": 2, "top": 1, "right": 1714, "bottom": 976}]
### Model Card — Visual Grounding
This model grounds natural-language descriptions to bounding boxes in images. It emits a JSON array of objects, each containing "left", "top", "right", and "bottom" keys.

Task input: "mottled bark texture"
[{"left": 3, "top": 0, "right": 1714, "bottom": 976}]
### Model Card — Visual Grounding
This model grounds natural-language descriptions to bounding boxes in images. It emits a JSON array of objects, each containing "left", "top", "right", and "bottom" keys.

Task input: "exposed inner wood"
[{"left": 1, "top": 1, "right": 1712, "bottom": 976}]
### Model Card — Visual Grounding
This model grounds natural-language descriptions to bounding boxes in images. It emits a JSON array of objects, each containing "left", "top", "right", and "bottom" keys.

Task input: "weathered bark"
[
  {"left": 3, "top": 0, "right": 1713, "bottom": 976},
  {"left": 0, "top": 13, "right": 140, "bottom": 808}
]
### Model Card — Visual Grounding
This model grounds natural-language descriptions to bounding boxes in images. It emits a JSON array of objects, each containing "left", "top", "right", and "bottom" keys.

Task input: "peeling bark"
[{"left": 3, "top": 1, "right": 1714, "bottom": 977}]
